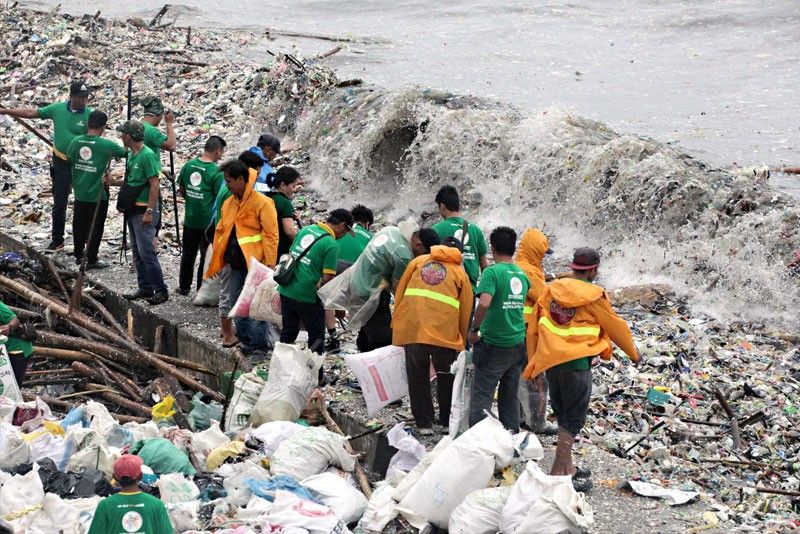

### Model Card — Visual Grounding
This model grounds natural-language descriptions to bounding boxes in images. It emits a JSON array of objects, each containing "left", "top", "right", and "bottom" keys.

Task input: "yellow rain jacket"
[
  {"left": 516, "top": 228, "right": 549, "bottom": 323},
  {"left": 206, "top": 185, "right": 278, "bottom": 278},
  {"left": 523, "top": 278, "right": 638, "bottom": 378},
  {"left": 392, "top": 245, "right": 474, "bottom": 351}
]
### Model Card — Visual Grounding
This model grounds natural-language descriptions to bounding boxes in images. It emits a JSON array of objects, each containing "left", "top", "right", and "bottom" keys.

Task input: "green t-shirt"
[
  {"left": 126, "top": 146, "right": 161, "bottom": 205},
  {"left": 87, "top": 491, "right": 174, "bottom": 534},
  {"left": 554, "top": 357, "right": 592, "bottom": 371},
  {"left": 336, "top": 223, "right": 372, "bottom": 264},
  {"left": 266, "top": 192, "right": 296, "bottom": 257},
  {"left": 432, "top": 216, "right": 488, "bottom": 290},
  {"left": 37, "top": 101, "right": 92, "bottom": 156},
  {"left": 0, "top": 301, "right": 32, "bottom": 358},
  {"left": 177, "top": 158, "right": 223, "bottom": 229},
  {"left": 277, "top": 224, "right": 339, "bottom": 304},
  {"left": 476, "top": 262, "right": 529, "bottom": 347},
  {"left": 142, "top": 122, "right": 166, "bottom": 170},
  {"left": 67, "top": 135, "right": 126, "bottom": 202}
]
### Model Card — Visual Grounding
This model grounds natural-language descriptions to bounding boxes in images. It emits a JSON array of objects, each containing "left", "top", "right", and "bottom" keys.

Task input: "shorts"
[
  {"left": 218, "top": 265, "right": 232, "bottom": 317},
  {"left": 545, "top": 366, "right": 592, "bottom": 437}
]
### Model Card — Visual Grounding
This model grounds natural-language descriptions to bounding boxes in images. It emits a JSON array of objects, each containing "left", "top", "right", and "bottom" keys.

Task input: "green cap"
[
  {"left": 140, "top": 95, "right": 165, "bottom": 116},
  {"left": 116, "top": 119, "right": 145, "bottom": 141}
]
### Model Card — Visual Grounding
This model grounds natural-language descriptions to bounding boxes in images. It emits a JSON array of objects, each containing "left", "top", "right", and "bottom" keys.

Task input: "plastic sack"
[
  {"left": 0, "top": 421, "right": 30, "bottom": 469},
  {"left": 343, "top": 345, "right": 408, "bottom": 416},
  {"left": 223, "top": 371, "right": 266, "bottom": 433},
  {"left": 193, "top": 243, "right": 220, "bottom": 307},
  {"left": 25, "top": 430, "right": 66, "bottom": 464},
  {"left": 397, "top": 416, "right": 515, "bottom": 529},
  {"left": 229, "top": 258, "right": 274, "bottom": 319},
  {"left": 189, "top": 393, "right": 223, "bottom": 431},
  {"left": 106, "top": 424, "right": 136, "bottom": 448},
  {"left": 27, "top": 492, "right": 81, "bottom": 534},
  {"left": 385, "top": 422, "right": 426, "bottom": 478},
  {"left": 270, "top": 426, "right": 357, "bottom": 481},
  {"left": 302, "top": 472, "right": 368, "bottom": 525},
  {"left": 449, "top": 486, "right": 512, "bottom": 534},
  {"left": 356, "top": 471, "right": 405, "bottom": 533},
  {"left": 64, "top": 427, "right": 121, "bottom": 477},
  {"left": 449, "top": 350, "right": 474, "bottom": 437},
  {"left": 219, "top": 461, "right": 270, "bottom": 507},
  {"left": 249, "top": 342, "right": 324, "bottom": 426},
  {"left": 157, "top": 473, "right": 201, "bottom": 504},
  {"left": 249, "top": 271, "right": 283, "bottom": 327},
  {"left": 85, "top": 401, "right": 118, "bottom": 437},
  {"left": 247, "top": 420, "right": 305, "bottom": 457},
  {"left": 206, "top": 440, "right": 246, "bottom": 471},
  {"left": 512, "top": 432, "right": 544, "bottom": 462},
  {"left": 247, "top": 475, "right": 319, "bottom": 503},
  {"left": 132, "top": 438, "right": 197, "bottom": 475},
  {"left": 167, "top": 500, "right": 200, "bottom": 532},
  {"left": 500, "top": 461, "right": 594, "bottom": 534},
  {"left": 152, "top": 395, "right": 177, "bottom": 423},
  {"left": 192, "top": 421, "right": 230, "bottom": 465},
  {"left": 0, "top": 464, "right": 44, "bottom": 528},
  {"left": 263, "top": 490, "right": 351, "bottom": 534},
  {"left": 392, "top": 436, "right": 452, "bottom": 502},
  {"left": 0, "top": 345, "right": 22, "bottom": 402}
]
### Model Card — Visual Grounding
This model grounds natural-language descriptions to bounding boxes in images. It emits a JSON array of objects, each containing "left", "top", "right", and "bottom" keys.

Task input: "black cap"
[
  {"left": 70, "top": 81, "right": 91, "bottom": 97},
  {"left": 328, "top": 208, "right": 354, "bottom": 230},
  {"left": 571, "top": 247, "right": 600, "bottom": 270},
  {"left": 257, "top": 133, "right": 281, "bottom": 154}
]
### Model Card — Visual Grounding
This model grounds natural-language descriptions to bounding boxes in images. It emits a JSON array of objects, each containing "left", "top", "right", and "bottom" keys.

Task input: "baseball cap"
[
  {"left": 69, "top": 81, "right": 91, "bottom": 97},
  {"left": 329, "top": 208, "right": 354, "bottom": 233},
  {"left": 116, "top": 119, "right": 145, "bottom": 141},
  {"left": 140, "top": 95, "right": 165, "bottom": 116},
  {"left": 257, "top": 133, "right": 282, "bottom": 154},
  {"left": 570, "top": 247, "right": 600, "bottom": 271},
  {"left": 113, "top": 454, "right": 143, "bottom": 480}
]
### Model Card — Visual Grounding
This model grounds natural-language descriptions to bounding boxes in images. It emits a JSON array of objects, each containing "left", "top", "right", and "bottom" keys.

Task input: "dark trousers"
[
  {"left": 519, "top": 373, "right": 549, "bottom": 430},
  {"left": 279, "top": 294, "right": 326, "bottom": 354},
  {"left": 356, "top": 290, "right": 392, "bottom": 352},
  {"left": 50, "top": 158, "right": 72, "bottom": 244},
  {"left": 72, "top": 199, "right": 108, "bottom": 264},
  {"left": 405, "top": 344, "right": 458, "bottom": 428},
  {"left": 469, "top": 341, "right": 526, "bottom": 432},
  {"left": 128, "top": 211, "right": 168, "bottom": 294},
  {"left": 9, "top": 352, "right": 28, "bottom": 388},
  {"left": 179, "top": 226, "right": 214, "bottom": 291}
]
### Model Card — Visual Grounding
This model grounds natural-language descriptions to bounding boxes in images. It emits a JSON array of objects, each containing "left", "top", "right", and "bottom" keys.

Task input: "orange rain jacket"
[
  {"left": 516, "top": 228, "right": 549, "bottom": 324},
  {"left": 205, "top": 185, "right": 279, "bottom": 278},
  {"left": 391, "top": 245, "right": 474, "bottom": 351},
  {"left": 523, "top": 278, "right": 638, "bottom": 378}
]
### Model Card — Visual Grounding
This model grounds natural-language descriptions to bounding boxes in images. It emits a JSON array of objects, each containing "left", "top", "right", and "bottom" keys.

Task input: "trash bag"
[
  {"left": 247, "top": 475, "right": 319, "bottom": 503},
  {"left": 0, "top": 345, "right": 22, "bottom": 402},
  {"left": 343, "top": 345, "right": 408, "bottom": 417},
  {"left": 151, "top": 395, "right": 177, "bottom": 424},
  {"left": 301, "top": 472, "right": 368, "bottom": 525},
  {"left": 157, "top": 473, "right": 201, "bottom": 504},
  {"left": 166, "top": 500, "right": 201, "bottom": 532},
  {"left": 396, "top": 416, "right": 515, "bottom": 529},
  {"left": 229, "top": 258, "right": 274, "bottom": 319},
  {"left": 356, "top": 471, "right": 405, "bottom": 533},
  {"left": 59, "top": 406, "right": 88, "bottom": 431},
  {"left": 247, "top": 420, "right": 305, "bottom": 458},
  {"left": 499, "top": 461, "right": 594, "bottom": 534},
  {"left": 191, "top": 421, "right": 230, "bottom": 468},
  {"left": 249, "top": 343, "right": 324, "bottom": 426},
  {"left": 386, "top": 423, "right": 426, "bottom": 478},
  {"left": 105, "top": 424, "right": 136, "bottom": 448},
  {"left": 25, "top": 430, "right": 66, "bottom": 464},
  {"left": 36, "top": 458, "right": 112, "bottom": 498},
  {"left": 131, "top": 438, "right": 197, "bottom": 476},
  {"left": 205, "top": 440, "right": 246, "bottom": 471},
  {"left": 194, "top": 473, "right": 227, "bottom": 502},
  {"left": 26, "top": 492, "right": 80, "bottom": 534},
  {"left": 0, "top": 464, "right": 44, "bottom": 527},
  {"left": 188, "top": 393, "right": 223, "bottom": 431},
  {"left": 263, "top": 490, "right": 351, "bottom": 534},
  {"left": 84, "top": 401, "right": 118, "bottom": 437},
  {"left": 65, "top": 428, "right": 121, "bottom": 477},
  {"left": 0, "top": 421, "right": 30, "bottom": 469},
  {"left": 449, "top": 350, "right": 474, "bottom": 437},
  {"left": 249, "top": 270, "right": 283, "bottom": 327},
  {"left": 270, "top": 426, "right": 357, "bottom": 481},
  {"left": 223, "top": 371, "right": 266, "bottom": 433},
  {"left": 392, "top": 436, "right": 452, "bottom": 502},
  {"left": 219, "top": 461, "right": 270, "bottom": 507},
  {"left": 193, "top": 243, "right": 219, "bottom": 307},
  {"left": 448, "top": 486, "right": 512, "bottom": 534}
]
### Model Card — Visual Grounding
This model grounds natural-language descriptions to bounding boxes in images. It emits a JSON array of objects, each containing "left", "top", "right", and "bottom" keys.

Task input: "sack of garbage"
[
  {"left": 449, "top": 350, "right": 474, "bottom": 437},
  {"left": 449, "top": 486, "right": 513, "bottom": 534},
  {"left": 0, "top": 421, "right": 30, "bottom": 469},
  {"left": 0, "top": 345, "right": 22, "bottom": 402},
  {"left": 500, "top": 461, "right": 594, "bottom": 534},
  {"left": 343, "top": 345, "right": 408, "bottom": 416},
  {"left": 386, "top": 422, "right": 426, "bottom": 478},
  {"left": 205, "top": 440, "right": 246, "bottom": 471},
  {"left": 0, "top": 464, "right": 44, "bottom": 530},
  {"left": 192, "top": 421, "right": 230, "bottom": 467},
  {"left": 302, "top": 472, "right": 368, "bottom": 525},
  {"left": 166, "top": 501, "right": 200, "bottom": 532},
  {"left": 249, "top": 271, "right": 283, "bottom": 327},
  {"left": 224, "top": 371, "right": 266, "bottom": 433},
  {"left": 131, "top": 438, "right": 197, "bottom": 475},
  {"left": 26, "top": 430, "right": 66, "bottom": 465},
  {"left": 27, "top": 492, "right": 81, "bottom": 534},
  {"left": 247, "top": 420, "right": 305, "bottom": 457},
  {"left": 249, "top": 342, "right": 324, "bottom": 426},
  {"left": 263, "top": 490, "right": 352, "bottom": 534},
  {"left": 512, "top": 431, "right": 544, "bottom": 462},
  {"left": 65, "top": 428, "right": 121, "bottom": 477},
  {"left": 219, "top": 460, "right": 270, "bottom": 507},
  {"left": 270, "top": 426, "right": 357, "bottom": 481},
  {"left": 188, "top": 393, "right": 224, "bottom": 431},
  {"left": 193, "top": 243, "right": 219, "bottom": 307},
  {"left": 229, "top": 258, "right": 274, "bottom": 319},
  {"left": 357, "top": 470, "right": 405, "bottom": 533},
  {"left": 247, "top": 474, "right": 318, "bottom": 503},
  {"left": 397, "top": 416, "right": 515, "bottom": 529},
  {"left": 392, "top": 436, "right": 452, "bottom": 502},
  {"left": 157, "top": 473, "right": 201, "bottom": 504}
]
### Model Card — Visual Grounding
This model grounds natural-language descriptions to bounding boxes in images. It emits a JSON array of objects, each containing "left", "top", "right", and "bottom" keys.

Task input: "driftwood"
[
  {"left": 22, "top": 392, "right": 147, "bottom": 424},
  {"left": 320, "top": 392, "right": 373, "bottom": 498},
  {"left": 713, "top": 387, "right": 743, "bottom": 450},
  {"left": 85, "top": 384, "right": 152, "bottom": 417},
  {"left": 82, "top": 292, "right": 132, "bottom": 340}
]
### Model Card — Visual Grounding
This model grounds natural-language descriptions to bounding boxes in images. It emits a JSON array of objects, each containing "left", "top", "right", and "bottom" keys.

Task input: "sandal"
[{"left": 222, "top": 339, "right": 240, "bottom": 348}]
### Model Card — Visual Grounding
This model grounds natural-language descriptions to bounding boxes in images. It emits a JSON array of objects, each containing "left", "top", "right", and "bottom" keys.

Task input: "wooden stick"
[
  {"left": 713, "top": 387, "right": 743, "bottom": 450},
  {"left": 82, "top": 292, "right": 132, "bottom": 341},
  {"left": 127, "top": 309, "right": 134, "bottom": 339},
  {"left": 31, "top": 346, "right": 94, "bottom": 363},
  {"left": 153, "top": 325, "right": 165, "bottom": 354},
  {"left": 149, "top": 4, "right": 169, "bottom": 27},
  {"left": 320, "top": 393, "right": 372, "bottom": 498},
  {"left": 314, "top": 45, "right": 343, "bottom": 60},
  {"left": 42, "top": 256, "right": 69, "bottom": 302},
  {"left": 58, "top": 389, "right": 114, "bottom": 401},
  {"left": 756, "top": 486, "right": 800, "bottom": 497},
  {"left": 22, "top": 392, "right": 147, "bottom": 423},
  {"left": 85, "top": 383, "right": 152, "bottom": 417}
]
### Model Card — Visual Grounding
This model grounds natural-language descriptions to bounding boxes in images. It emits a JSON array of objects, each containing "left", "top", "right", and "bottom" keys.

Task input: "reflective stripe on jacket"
[{"left": 391, "top": 245, "right": 474, "bottom": 351}]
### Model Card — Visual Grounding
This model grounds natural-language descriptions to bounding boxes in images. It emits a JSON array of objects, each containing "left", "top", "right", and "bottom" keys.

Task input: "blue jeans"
[
  {"left": 469, "top": 340, "right": 525, "bottom": 432},
  {"left": 127, "top": 211, "right": 168, "bottom": 294},
  {"left": 229, "top": 267, "right": 273, "bottom": 351}
]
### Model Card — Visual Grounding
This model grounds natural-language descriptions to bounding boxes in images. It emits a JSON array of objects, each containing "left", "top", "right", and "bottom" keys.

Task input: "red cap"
[{"left": 113, "top": 454, "right": 143, "bottom": 480}]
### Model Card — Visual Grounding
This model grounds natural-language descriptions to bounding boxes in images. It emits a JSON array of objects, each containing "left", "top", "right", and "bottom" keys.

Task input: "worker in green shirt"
[
  {"left": 115, "top": 120, "right": 169, "bottom": 305},
  {"left": 88, "top": 454, "right": 174, "bottom": 534},
  {"left": 0, "top": 300, "right": 34, "bottom": 388},
  {"left": 176, "top": 135, "right": 226, "bottom": 295},
  {"left": 0, "top": 80, "right": 93, "bottom": 251},
  {"left": 324, "top": 204, "right": 374, "bottom": 351},
  {"left": 66, "top": 110, "right": 127, "bottom": 269},
  {"left": 265, "top": 166, "right": 302, "bottom": 258},
  {"left": 467, "top": 226, "right": 530, "bottom": 432},
  {"left": 139, "top": 96, "right": 176, "bottom": 242},
  {"left": 432, "top": 185, "right": 489, "bottom": 292}
]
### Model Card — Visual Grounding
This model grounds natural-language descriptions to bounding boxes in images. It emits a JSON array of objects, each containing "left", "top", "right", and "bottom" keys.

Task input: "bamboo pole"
[{"left": 320, "top": 392, "right": 373, "bottom": 498}]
